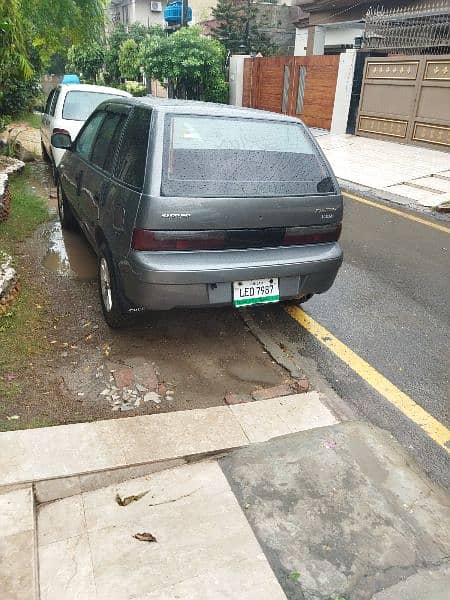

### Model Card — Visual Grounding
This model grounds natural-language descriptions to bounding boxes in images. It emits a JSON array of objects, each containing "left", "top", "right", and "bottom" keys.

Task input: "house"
[
  {"left": 291, "top": 0, "right": 449, "bottom": 56},
  {"left": 107, "top": 0, "right": 168, "bottom": 27}
]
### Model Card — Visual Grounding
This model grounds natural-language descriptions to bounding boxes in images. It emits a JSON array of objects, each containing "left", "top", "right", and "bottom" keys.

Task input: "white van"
[{"left": 40, "top": 83, "right": 131, "bottom": 175}]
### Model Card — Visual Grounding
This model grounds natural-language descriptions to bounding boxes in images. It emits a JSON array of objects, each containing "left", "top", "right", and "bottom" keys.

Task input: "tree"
[
  {"left": 0, "top": 0, "right": 33, "bottom": 79},
  {"left": 1, "top": 0, "right": 107, "bottom": 118},
  {"left": 67, "top": 43, "right": 105, "bottom": 83},
  {"left": 140, "top": 26, "right": 228, "bottom": 102},
  {"left": 23, "top": 0, "right": 107, "bottom": 65},
  {"left": 211, "top": 0, "right": 275, "bottom": 55},
  {"left": 118, "top": 40, "right": 141, "bottom": 81},
  {"left": 105, "top": 23, "right": 163, "bottom": 84}
]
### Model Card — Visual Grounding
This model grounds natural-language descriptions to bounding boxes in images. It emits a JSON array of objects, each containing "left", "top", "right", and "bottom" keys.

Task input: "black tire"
[
  {"left": 57, "top": 182, "right": 77, "bottom": 230},
  {"left": 51, "top": 157, "right": 58, "bottom": 185},
  {"left": 297, "top": 293, "right": 314, "bottom": 304},
  {"left": 98, "top": 245, "right": 129, "bottom": 328},
  {"left": 41, "top": 141, "right": 50, "bottom": 163},
  {"left": 281, "top": 293, "right": 314, "bottom": 307}
]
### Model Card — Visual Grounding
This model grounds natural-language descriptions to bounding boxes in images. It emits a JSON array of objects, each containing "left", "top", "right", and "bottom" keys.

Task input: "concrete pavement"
[
  {"left": 2, "top": 410, "right": 449, "bottom": 599},
  {"left": 0, "top": 393, "right": 338, "bottom": 600},
  {"left": 221, "top": 422, "right": 450, "bottom": 600},
  {"left": 312, "top": 131, "right": 450, "bottom": 210},
  {"left": 251, "top": 193, "right": 449, "bottom": 488}
]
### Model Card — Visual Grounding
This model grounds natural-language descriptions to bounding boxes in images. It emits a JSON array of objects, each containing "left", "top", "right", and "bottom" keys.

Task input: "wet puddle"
[{"left": 42, "top": 222, "right": 97, "bottom": 280}]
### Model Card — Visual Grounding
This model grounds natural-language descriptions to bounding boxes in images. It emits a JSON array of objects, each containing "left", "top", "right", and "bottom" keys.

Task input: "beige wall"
[
  {"left": 133, "top": 0, "right": 167, "bottom": 26},
  {"left": 107, "top": 0, "right": 166, "bottom": 27},
  {"left": 189, "top": 0, "right": 217, "bottom": 24}
]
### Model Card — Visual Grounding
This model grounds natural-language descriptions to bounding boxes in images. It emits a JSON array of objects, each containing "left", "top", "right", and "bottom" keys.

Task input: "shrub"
[
  {"left": 116, "top": 81, "right": 147, "bottom": 97},
  {"left": 0, "top": 77, "right": 40, "bottom": 118}
]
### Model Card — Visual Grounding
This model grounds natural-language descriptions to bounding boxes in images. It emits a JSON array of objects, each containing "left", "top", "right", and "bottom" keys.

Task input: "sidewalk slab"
[
  {"left": 314, "top": 132, "right": 450, "bottom": 207},
  {"left": 38, "top": 461, "right": 287, "bottom": 600},
  {"left": 220, "top": 421, "right": 450, "bottom": 600},
  {"left": 230, "top": 391, "right": 338, "bottom": 443},
  {"left": 0, "top": 393, "right": 338, "bottom": 499},
  {"left": 0, "top": 486, "right": 37, "bottom": 600},
  {"left": 113, "top": 406, "right": 247, "bottom": 465}
]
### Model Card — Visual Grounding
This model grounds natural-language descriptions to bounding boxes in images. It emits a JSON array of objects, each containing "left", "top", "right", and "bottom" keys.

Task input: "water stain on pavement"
[{"left": 42, "top": 222, "right": 97, "bottom": 280}]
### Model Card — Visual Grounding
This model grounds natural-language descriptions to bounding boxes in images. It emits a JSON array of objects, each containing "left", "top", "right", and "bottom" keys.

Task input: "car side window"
[
  {"left": 44, "top": 90, "right": 55, "bottom": 115},
  {"left": 90, "top": 111, "right": 127, "bottom": 173},
  {"left": 49, "top": 88, "right": 60, "bottom": 117},
  {"left": 76, "top": 111, "right": 106, "bottom": 161},
  {"left": 114, "top": 107, "right": 151, "bottom": 191}
]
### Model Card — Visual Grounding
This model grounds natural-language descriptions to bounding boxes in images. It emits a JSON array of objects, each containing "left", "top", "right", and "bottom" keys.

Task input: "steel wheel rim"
[{"left": 100, "top": 258, "right": 112, "bottom": 312}]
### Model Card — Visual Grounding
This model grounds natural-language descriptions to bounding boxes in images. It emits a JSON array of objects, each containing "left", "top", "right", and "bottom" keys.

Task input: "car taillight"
[
  {"left": 283, "top": 223, "right": 342, "bottom": 246},
  {"left": 132, "top": 229, "right": 226, "bottom": 251},
  {"left": 52, "top": 127, "right": 71, "bottom": 136}
]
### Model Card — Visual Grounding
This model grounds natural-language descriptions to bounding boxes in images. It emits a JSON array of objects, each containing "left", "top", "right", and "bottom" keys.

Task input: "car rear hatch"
[{"left": 133, "top": 113, "right": 342, "bottom": 251}]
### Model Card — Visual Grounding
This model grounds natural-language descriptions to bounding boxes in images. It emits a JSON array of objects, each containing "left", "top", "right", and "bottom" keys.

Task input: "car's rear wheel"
[
  {"left": 98, "top": 245, "right": 128, "bottom": 329},
  {"left": 297, "top": 293, "right": 314, "bottom": 304},
  {"left": 51, "top": 158, "right": 58, "bottom": 185},
  {"left": 57, "top": 182, "right": 77, "bottom": 230}
]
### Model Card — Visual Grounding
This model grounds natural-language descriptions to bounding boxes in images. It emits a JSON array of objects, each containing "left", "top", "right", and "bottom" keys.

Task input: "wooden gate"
[
  {"left": 356, "top": 55, "right": 450, "bottom": 150},
  {"left": 242, "top": 55, "right": 340, "bottom": 129}
]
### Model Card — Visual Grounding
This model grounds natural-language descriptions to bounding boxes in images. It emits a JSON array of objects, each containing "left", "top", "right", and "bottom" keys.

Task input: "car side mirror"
[{"left": 51, "top": 132, "right": 72, "bottom": 150}]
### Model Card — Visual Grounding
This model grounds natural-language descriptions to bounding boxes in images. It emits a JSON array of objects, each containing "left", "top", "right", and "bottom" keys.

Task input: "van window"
[
  {"left": 161, "top": 115, "right": 333, "bottom": 197},
  {"left": 49, "top": 88, "right": 60, "bottom": 116},
  {"left": 62, "top": 91, "right": 119, "bottom": 121},
  {"left": 91, "top": 112, "right": 127, "bottom": 173},
  {"left": 44, "top": 90, "right": 55, "bottom": 114},
  {"left": 76, "top": 111, "right": 106, "bottom": 161},
  {"left": 114, "top": 107, "right": 151, "bottom": 190}
]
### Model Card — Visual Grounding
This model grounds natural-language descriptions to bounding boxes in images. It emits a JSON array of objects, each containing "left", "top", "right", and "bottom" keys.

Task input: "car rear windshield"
[
  {"left": 161, "top": 114, "right": 333, "bottom": 197},
  {"left": 62, "top": 91, "right": 120, "bottom": 121}
]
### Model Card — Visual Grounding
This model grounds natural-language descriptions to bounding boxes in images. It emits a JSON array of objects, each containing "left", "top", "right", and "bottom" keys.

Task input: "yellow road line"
[
  {"left": 343, "top": 191, "right": 450, "bottom": 234},
  {"left": 285, "top": 304, "right": 450, "bottom": 453}
]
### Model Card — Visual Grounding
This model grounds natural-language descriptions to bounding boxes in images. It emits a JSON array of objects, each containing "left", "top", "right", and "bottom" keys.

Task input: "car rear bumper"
[{"left": 118, "top": 243, "right": 343, "bottom": 311}]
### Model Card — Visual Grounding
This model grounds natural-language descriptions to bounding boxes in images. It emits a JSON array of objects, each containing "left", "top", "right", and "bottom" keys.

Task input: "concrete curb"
[
  {"left": 0, "top": 393, "right": 339, "bottom": 502},
  {"left": 340, "top": 178, "right": 450, "bottom": 222}
]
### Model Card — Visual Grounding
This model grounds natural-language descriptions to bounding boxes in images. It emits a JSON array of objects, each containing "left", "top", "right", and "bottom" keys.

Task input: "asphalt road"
[{"left": 254, "top": 195, "right": 450, "bottom": 489}]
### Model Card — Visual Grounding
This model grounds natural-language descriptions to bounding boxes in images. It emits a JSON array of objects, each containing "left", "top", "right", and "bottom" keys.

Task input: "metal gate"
[
  {"left": 356, "top": 55, "right": 450, "bottom": 150},
  {"left": 242, "top": 55, "right": 340, "bottom": 130}
]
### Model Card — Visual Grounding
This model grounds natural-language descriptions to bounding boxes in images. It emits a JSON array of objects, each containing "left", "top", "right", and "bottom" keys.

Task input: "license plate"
[{"left": 233, "top": 278, "right": 280, "bottom": 307}]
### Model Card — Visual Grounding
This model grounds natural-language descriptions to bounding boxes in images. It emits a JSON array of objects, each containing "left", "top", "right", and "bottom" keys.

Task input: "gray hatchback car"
[{"left": 52, "top": 97, "right": 343, "bottom": 327}]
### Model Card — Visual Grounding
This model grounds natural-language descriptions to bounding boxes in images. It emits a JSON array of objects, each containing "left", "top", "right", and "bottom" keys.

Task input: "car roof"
[
  {"left": 57, "top": 83, "right": 131, "bottom": 97},
  {"left": 99, "top": 96, "right": 304, "bottom": 123}
]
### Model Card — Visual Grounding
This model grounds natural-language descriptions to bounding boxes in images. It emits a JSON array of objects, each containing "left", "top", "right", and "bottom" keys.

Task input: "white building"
[{"left": 107, "top": 0, "right": 168, "bottom": 27}]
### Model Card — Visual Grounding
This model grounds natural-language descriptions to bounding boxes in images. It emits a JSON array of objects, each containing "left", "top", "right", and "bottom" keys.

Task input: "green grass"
[
  {"left": 0, "top": 166, "right": 49, "bottom": 253},
  {"left": 0, "top": 167, "right": 54, "bottom": 430},
  {"left": 0, "top": 416, "right": 55, "bottom": 432},
  {"left": 0, "top": 167, "right": 50, "bottom": 373},
  {"left": 18, "top": 111, "right": 42, "bottom": 129}
]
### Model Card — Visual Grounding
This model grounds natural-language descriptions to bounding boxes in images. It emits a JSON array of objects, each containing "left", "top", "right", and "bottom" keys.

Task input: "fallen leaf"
[
  {"left": 116, "top": 491, "right": 149, "bottom": 506},
  {"left": 290, "top": 572, "right": 301, "bottom": 581},
  {"left": 133, "top": 532, "right": 157, "bottom": 543}
]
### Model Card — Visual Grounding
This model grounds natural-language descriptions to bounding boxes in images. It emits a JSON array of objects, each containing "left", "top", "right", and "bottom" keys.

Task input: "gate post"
[{"left": 331, "top": 50, "right": 357, "bottom": 134}]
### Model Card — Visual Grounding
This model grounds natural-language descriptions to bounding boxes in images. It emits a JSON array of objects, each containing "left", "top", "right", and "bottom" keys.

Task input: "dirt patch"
[{"left": 0, "top": 160, "right": 290, "bottom": 429}]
